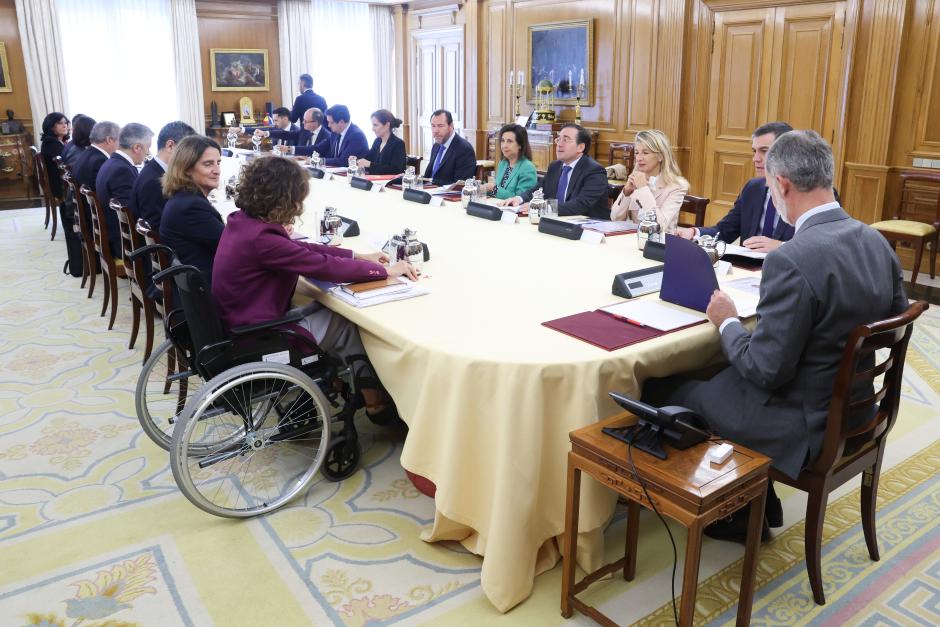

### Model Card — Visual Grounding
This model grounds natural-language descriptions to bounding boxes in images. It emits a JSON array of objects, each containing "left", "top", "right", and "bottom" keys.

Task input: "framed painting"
[
  {"left": 526, "top": 20, "right": 594, "bottom": 106},
  {"left": 0, "top": 43, "right": 11, "bottom": 93},
  {"left": 210, "top": 48, "right": 269, "bottom": 92}
]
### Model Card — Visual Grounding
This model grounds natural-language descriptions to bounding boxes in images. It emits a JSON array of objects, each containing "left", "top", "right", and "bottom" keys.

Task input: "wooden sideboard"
[
  {"left": 485, "top": 124, "right": 599, "bottom": 172},
  {"left": 0, "top": 133, "right": 35, "bottom": 203}
]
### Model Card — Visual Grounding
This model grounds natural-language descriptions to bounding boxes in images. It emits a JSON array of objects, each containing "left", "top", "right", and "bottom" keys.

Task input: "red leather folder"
[{"left": 542, "top": 310, "right": 705, "bottom": 351}]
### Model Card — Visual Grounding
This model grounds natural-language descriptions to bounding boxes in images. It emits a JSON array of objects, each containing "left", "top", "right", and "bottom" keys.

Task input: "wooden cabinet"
[{"left": 0, "top": 133, "right": 34, "bottom": 201}]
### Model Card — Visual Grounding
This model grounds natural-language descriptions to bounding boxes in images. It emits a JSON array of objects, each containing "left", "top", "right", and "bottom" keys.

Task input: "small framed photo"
[
  {"left": 221, "top": 112, "right": 237, "bottom": 127},
  {"left": 514, "top": 115, "right": 529, "bottom": 127},
  {"left": 210, "top": 48, "right": 269, "bottom": 92}
]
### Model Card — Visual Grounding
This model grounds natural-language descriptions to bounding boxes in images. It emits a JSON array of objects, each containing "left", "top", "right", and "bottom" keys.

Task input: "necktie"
[
  {"left": 333, "top": 133, "right": 341, "bottom": 157},
  {"left": 762, "top": 196, "right": 777, "bottom": 237},
  {"left": 431, "top": 144, "right": 447, "bottom": 177},
  {"left": 556, "top": 165, "right": 573, "bottom": 203}
]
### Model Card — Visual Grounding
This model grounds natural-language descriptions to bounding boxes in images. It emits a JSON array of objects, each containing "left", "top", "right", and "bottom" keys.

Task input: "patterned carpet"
[{"left": 1, "top": 207, "right": 938, "bottom": 626}]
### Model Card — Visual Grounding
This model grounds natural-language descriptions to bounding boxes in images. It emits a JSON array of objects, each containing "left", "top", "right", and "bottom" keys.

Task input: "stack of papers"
[
  {"left": 599, "top": 300, "right": 706, "bottom": 332},
  {"left": 330, "top": 278, "right": 430, "bottom": 308},
  {"left": 722, "top": 243, "right": 767, "bottom": 260}
]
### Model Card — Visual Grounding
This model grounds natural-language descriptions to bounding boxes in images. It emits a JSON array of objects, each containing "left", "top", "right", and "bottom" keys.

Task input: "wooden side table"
[{"left": 561, "top": 412, "right": 770, "bottom": 626}]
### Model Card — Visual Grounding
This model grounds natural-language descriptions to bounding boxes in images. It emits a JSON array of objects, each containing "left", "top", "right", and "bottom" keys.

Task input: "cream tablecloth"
[{"left": 247, "top": 171, "right": 739, "bottom": 612}]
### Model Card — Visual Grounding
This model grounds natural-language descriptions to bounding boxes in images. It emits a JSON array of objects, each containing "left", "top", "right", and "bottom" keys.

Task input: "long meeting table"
[{"left": 220, "top": 164, "right": 739, "bottom": 612}]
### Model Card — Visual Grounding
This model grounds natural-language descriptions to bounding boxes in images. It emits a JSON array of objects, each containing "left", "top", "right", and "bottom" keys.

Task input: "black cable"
[{"left": 627, "top": 438, "right": 680, "bottom": 627}]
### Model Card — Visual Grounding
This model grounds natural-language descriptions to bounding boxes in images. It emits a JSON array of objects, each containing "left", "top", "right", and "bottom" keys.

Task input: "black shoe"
[
  {"left": 366, "top": 403, "right": 402, "bottom": 427},
  {"left": 766, "top": 483, "right": 783, "bottom": 528},
  {"left": 704, "top": 507, "right": 771, "bottom": 544}
]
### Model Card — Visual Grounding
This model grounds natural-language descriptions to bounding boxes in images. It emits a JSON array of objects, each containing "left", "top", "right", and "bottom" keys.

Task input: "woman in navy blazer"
[
  {"left": 159, "top": 136, "right": 225, "bottom": 284},
  {"left": 357, "top": 109, "right": 407, "bottom": 175}
]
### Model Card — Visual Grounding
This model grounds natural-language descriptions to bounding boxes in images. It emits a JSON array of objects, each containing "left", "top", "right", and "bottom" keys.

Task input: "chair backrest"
[
  {"left": 678, "top": 194, "right": 709, "bottom": 228},
  {"left": 31, "top": 146, "right": 54, "bottom": 207},
  {"left": 164, "top": 261, "right": 227, "bottom": 367},
  {"left": 814, "top": 300, "right": 929, "bottom": 474},
  {"left": 80, "top": 185, "right": 112, "bottom": 264},
  {"left": 406, "top": 154, "right": 422, "bottom": 173},
  {"left": 137, "top": 219, "right": 173, "bottom": 315},
  {"left": 608, "top": 142, "right": 635, "bottom": 172},
  {"left": 67, "top": 174, "right": 93, "bottom": 244},
  {"left": 54, "top": 155, "right": 70, "bottom": 177},
  {"left": 895, "top": 172, "right": 940, "bottom": 227},
  {"left": 112, "top": 200, "right": 145, "bottom": 294}
]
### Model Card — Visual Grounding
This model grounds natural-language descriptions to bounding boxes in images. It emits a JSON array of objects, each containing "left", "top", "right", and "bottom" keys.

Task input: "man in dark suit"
[
  {"left": 131, "top": 121, "right": 196, "bottom": 233},
  {"left": 96, "top": 123, "right": 153, "bottom": 257},
  {"left": 323, "top": 104, "right": 369, "bottom": 167},
  {"left": 644, "top": 131, "right": 908, "bottom": 539},
  {"left": 289, "top": 73, "right": 327, "bottom": 124},
  {"left": 678, "top": 122, "right": 795, "bottom": 251},
  {"left": 74, "top": 121, "right": 119, "bottom": 193},
  {"left": 256, "top": 107, "right": 331, "bottom": 157},
  {"left": 502, "top": 123, "right": 608, "bottom": 220},
  {"left": 422, "top": 109, "right": 477, "bottom": 185},
  {"left": 270, "top": 107, "right": 296, "bottom": 133}
]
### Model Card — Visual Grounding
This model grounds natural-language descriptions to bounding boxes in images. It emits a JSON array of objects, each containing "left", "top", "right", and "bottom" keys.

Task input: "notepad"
[
  {"left": 599, "top": 300, "right": 706, "bottom": 331},
  {"left": 723, "top": 243, "right": 767, "bottom": 260},
  {"left": 341, "top": 277, "right": 410, "bottom": 299}
]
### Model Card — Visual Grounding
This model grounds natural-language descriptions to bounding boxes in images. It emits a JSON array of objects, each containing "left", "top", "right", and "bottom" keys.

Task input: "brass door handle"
[
  {"left": 0, "top": 151, "right": 12, "bottom": 158},
  {"left": 1, "top": 167, "right": 15, "bottom": 173}
]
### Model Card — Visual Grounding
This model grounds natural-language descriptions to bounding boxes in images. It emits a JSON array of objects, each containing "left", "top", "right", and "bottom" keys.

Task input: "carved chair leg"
[
  {"left": 861, "top": 453, "right": 885, "bottom": 562},
  {"left": 107, "top": 272, "right": 119, "bottom": 330},
  {"left": 129, "top": 297, "right": 141, "bottom": 349},
  {"left": 142, "top": 299, "right": 155, "bottom": 363},
  {"left": 86, "top": 250, "right": 97, "bottom": 298},
  {"left": 100, "top": 271, "right": 110, "bottom": 317},
  {"left": 50, "top": 204, "right": 58, "bottom": 241},
  {"left": 910, "top": 239, "right": 924, "bottom": 286},
  {"left": 804, "top": 486, "right": 829, "bottom": 605}
]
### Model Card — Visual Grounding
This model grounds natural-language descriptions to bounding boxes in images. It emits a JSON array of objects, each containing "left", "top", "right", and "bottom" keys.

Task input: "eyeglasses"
[{"left": 556, "top": 136, "right": 576, "bottom": 144}]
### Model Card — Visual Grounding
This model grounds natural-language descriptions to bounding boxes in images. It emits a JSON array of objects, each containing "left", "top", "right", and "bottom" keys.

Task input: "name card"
[{"left": 579, "top": 229, "right": 605, "bottom": 244}]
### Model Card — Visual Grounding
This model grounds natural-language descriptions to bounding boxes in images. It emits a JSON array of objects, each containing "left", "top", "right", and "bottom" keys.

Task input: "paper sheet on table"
[
  {"left": 722, "top": 276, "right": 761, "bottom": 296},
  {"left": 429, "top": 184, "right": 456, "bottom": 195},
  {"left": 724, "top": 287, "right": 759, "bottom": 318},
  {"left": 599, "top": 299, "right": 706, "bottom": 331},
  {"left": 723, "top": 243, "right": 767, "bottom": 260},
  {"left": 580, "top": 220, "right": 636, "bottom": 234},
  {"left": 329, "top": 281, "right": 430, "bottom": 307}
]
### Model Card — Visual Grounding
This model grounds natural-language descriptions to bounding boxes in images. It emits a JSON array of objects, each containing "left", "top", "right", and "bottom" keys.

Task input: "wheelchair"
[{"left": 130, "top": 247, "right": 369, "bottom": 518}]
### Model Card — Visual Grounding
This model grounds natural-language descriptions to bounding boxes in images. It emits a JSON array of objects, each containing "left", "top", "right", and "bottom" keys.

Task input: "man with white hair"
[
  {"left": 643, "top": 130, "right": 907, "bottom": 540},
  {"left": 96, "top": 122, "right": 153, "bottom": 256}
]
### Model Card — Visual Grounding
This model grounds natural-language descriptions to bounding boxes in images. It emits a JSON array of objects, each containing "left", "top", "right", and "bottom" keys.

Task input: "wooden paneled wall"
[
  {"left": 411, "top": 0, "right": 940, "bottom": 267},
  {"left": 0, "top": 0, "right": 33, "bottom": 136},
  {"left": 196, "top": 0, "right": 282, "bottom": 125}
]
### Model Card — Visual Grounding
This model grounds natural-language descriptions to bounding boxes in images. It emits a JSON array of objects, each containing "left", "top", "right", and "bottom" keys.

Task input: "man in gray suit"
[{"left": 644, "top": 130, "right": 907, "bottom": 539}]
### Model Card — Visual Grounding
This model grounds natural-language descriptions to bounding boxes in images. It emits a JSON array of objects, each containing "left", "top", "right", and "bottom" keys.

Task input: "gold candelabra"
[{"left": 513, "top": 83, "right": 523, "bottom": 118}]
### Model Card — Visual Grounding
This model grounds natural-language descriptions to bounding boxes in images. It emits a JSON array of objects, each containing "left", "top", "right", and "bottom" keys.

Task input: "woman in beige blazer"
[{"left": 610, "top": 129, "right": 688, "bottom": 231}]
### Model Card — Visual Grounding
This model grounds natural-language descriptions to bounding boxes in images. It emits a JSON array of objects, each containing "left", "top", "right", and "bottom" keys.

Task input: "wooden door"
[
  {"left": 411, "top": 28, "right": 464, "bottom": 159},
  {"left": 702, "top": 2, "right": 846, "bottom": 224}
]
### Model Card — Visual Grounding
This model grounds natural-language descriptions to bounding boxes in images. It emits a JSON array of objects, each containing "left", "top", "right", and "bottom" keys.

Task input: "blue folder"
[{"left": 660, "top": 234, "right": 719, "bottom": 312}]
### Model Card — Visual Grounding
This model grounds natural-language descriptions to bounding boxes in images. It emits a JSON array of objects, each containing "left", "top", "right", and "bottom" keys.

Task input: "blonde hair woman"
[{"left": 610, "top": 130, "right": 688, "bottom": 231}]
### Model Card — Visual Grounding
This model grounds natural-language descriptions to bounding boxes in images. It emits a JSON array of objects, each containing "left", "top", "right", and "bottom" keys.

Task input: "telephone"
[{"left": 603, "top": 392, "right": 710, "bottom": 459}]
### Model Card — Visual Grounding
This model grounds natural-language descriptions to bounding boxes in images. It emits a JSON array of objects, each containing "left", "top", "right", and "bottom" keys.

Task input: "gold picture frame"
[
  {"left": 526, "top": 20, "right": 594, "bottom": 106},
  {"left": 0, "top": 43, "right": 12, "bottom": 93},
  {"left": 210, "top": 48, "right": 269, "bottom": 92}
]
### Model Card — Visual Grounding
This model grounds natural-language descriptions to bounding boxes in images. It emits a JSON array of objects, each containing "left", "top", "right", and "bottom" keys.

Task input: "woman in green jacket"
[{"left": 485, "top": 123, "right": 538, "bottom": 200}]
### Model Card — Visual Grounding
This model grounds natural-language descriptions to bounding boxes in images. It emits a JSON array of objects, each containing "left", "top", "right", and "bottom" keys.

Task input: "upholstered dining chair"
[
  {"left": 770, "top": 300, "right": 928, "bottom": 605},
  {"left": 608, "top": 142, "right": 636, "bottom": 173},
  {"left": 80, "top": 184, "right": 125, "bottom": 329},
  {"left": 870, "top": 172, "right": 940, "bottom": 287}
]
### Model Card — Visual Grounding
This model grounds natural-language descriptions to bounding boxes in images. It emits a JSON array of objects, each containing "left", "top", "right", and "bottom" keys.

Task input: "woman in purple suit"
[{"left": 212, "top": 156, "right": 417, "bottom": 422}]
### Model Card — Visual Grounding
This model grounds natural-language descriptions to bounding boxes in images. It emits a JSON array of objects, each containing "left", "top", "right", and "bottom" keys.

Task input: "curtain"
[
  {"left": 310, "top": 0, "right": 376, "bottom": 138},
  {"left": 57, "top": 0, "right": 179, "bottom": 140},
  {"left": 15, "top": 0, "right": 69, "bottom": 138},
  {"left": 370, "top": 4, "right": 395, "bottom": 115},
  {"left": 278, "top": 0, "right": 314, "bottom": 109},
  {"left": 170, "top": 0, "right": 204, "bottom": 131}
]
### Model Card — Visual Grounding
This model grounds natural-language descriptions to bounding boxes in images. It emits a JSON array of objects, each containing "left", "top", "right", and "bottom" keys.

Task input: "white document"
[
  {"left": 726, "top": 289, "right": 759, "bottom": 318},
  {"left": 579, "top": 229, "right": 605, "bottom": 244},
  {"left": 329, "top": 281, "right": 430, "bottom": 308},
  {"left": 500, "top": 210, "right": 517, "bottom": 224},
  {"left": 599, "top": 300, "right": 706, "bottom": 331},
  {"left": 722, "top": 276, "right": 761, "bottom": 296},
  {"left": 580, "top": 220, "right": 636, "bottom": 234},
  {"left": 723, "top": 243, "right": 767, "bottom": 260}
]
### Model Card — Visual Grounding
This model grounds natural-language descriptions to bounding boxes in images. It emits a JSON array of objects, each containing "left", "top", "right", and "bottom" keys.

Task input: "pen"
[{"left": 599, "top": 310, "right": 647, "bottom": 327}]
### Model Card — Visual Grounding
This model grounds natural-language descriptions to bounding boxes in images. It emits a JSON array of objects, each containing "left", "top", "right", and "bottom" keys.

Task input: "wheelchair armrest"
[{"left": 230, "top": 310, "right": 305, "bottom": 336}]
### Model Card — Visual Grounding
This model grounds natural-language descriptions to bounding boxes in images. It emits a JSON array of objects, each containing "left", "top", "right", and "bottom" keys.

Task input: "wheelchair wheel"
[
  {"left": 136, "top": 339, "right": 202, "bottom": 451},
  {"left": 170, "top": 362, "right": 331, "bottom": 518},
  {"left": 321, "top": 436, "right": 361, "bottom": 482}
]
